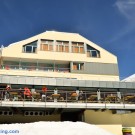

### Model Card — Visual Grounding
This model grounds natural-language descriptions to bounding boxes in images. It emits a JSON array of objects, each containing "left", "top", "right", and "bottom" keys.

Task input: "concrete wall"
[
  {"left": 98, "top": 125, "right": 135, "bottom": 135},
  {"left": 1, "top": 109, "right": 135, "bottom": 135},
  {"left": 0, "top": 69, "right": 119, "bottom": 81},
  {"left": 84, "top": 110, "right": 135, "bottom": 126},
  {"left": 0, "top": 114, "right": 60, "bottom": 123},
  {"left": 98, "top": 125, "right": 122, "bottom": 135},
  {"left": 84, "top": 110, "right": 135, "bottom": 135},
  {"left": 71, "top": 62, "right": 119, "bottom": 76}
]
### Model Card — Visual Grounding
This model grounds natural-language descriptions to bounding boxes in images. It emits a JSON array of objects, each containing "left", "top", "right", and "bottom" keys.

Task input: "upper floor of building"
[
  {"left": 1, "top": 31, "right": 118, "bottom": 63},
  {"left": 0, "top": 31, "right": 119, "bottom": 81}
]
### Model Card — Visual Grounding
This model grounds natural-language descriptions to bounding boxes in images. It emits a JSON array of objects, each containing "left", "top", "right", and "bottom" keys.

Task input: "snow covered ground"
[{"left": 0, "top": 121, "right": 115, "bottom": 135}]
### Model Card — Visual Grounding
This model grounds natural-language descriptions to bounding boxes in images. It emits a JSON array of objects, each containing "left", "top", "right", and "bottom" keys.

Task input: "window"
[
  {"left": 3, "top": 61, "right": 19, "bottom": 69},
  {"left": 56, "top": 41, "right": 69, "bottom": 52},
  {"left": 87, "top": 45, "right": 100, "bottom": 58},
  {"left": 23, "top": 41, "right": 37, "bottom": 53},
  {"left": 40, "top": 40, "right": 53, "bottom": 51},
  {"left": 73, "top": 63, "right": 84, "bottom": 70},
  {"left": 87, "top": 50, "right": 99, "bottom": 57},
  {"left": 72, "top": 42, "right": 84, "bottom": 53},
  {"left": 20, "top": 61, "right": 37, "bottom": 70}
]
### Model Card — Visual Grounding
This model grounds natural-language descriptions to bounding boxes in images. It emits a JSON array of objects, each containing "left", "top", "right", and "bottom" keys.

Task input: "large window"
[
  {"left": 38, "top": 63, "right": 53, "bottom": 71},
  {"left": 23, "top": 41, "right": 37, "bottom": 53},
  {"left": 20, "top": 61, "right": 37, "bottom": 70},
  {"left": 3, "top": 61, "right": 19, "bottom": 69},
  {"left": 56, "top": 41, "right": 69, "bottom": 52},
  {"left": 73, "top": 63, "right": 84, "bottom": 70},
  {"left": 87, "top": 45, "right": 100, "bottom": 58},
  {"left": 40, "top": 40, "right": 53, "bottom": 51},
  {"left": 72, "top": 42, "right": 84, "bottom": 53}
]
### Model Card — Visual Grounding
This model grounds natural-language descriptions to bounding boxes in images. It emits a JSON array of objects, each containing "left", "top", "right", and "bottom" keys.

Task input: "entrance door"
[{"left": 61, "top": 111, "right": 84, "bottom": 122}]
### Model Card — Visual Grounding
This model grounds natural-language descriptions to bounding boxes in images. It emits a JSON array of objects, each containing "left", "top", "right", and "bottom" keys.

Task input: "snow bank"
[
  {"left": 122, "top": 74, "right": 135, "bottom": 82},
  {"left": 0, "top": 121, "right": 114, "bottom": 135}
]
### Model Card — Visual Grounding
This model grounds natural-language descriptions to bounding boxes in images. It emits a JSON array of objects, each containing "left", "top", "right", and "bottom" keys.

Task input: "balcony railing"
[
  {"left": 1, "top": 65, "right": 70, "bottom": 73},
  {"left": 0, "top": 89, "right": 135, "bottom": 104}
]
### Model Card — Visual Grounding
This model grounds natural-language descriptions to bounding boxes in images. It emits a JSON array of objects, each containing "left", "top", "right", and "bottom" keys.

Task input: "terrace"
[{"left": 0, "top": 88, "right": 135, "bottom": 110}]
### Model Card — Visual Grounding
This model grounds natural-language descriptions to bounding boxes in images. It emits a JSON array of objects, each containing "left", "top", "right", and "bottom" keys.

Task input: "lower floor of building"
[{"left": 0, "top": 109, "right": 135, "bottom": 135}]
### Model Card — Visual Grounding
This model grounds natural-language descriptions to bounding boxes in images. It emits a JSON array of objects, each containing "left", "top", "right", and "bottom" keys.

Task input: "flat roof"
[{"left": 0, "top": 75, "right": 135, "bottom": 89}]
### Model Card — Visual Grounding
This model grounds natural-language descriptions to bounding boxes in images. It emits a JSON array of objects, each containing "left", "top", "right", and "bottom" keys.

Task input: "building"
[
  {"left": 0, "top": 31, "right": 119, "bottom": 81},
  {"left": 0, "top": 31, "right": 135, "bottom": 135}
]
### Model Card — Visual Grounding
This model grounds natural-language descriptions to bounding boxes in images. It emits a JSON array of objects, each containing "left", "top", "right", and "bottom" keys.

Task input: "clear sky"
[{"left": 0, "top": 0, "right": 135, "bottom": 79}]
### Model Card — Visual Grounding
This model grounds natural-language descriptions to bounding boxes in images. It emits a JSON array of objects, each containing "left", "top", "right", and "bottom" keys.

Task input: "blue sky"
[{"left": 0, "top": 0, "right": 135, "bottom": 79}]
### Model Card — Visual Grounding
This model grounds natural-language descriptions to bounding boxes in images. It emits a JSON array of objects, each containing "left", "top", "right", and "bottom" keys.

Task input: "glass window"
[
  {"left": 40, "top": 40, "right": 53, "bottom": 51},
  {"left": 87, "top": 44, "right": 100, "bottom": 58},
  {"left": 91, "top": 50, "right": 98, "bottom": 57},
  {"left": 20, "top": 61, "right": 37, "bottom": 70},
  {"left": 3, "top": 61, "right": 19, "bottom": 69},
  {"left": 26, "top": 46, "right": 32, "bottom": 52},
  {"left": 72, "top": 42, "right": 84, "bottom": 53},
  {"left": 33, "top": 46, "right": 37, "bottom": 53},
  {"left": 56, "top": 41, "right": 69, "bottom": 52},
  {"left": 23, "top": 41, "right": 37, "bottom": 53},
  {"left": 73, "top": 63, "right": 84, "bottom": 70}
]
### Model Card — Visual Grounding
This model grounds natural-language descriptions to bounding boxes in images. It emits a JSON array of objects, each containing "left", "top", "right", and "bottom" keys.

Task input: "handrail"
[
  {"left": 0, "top": 89, "right": 135, "bottom": 104},
  {"left": 1, "top": 64, "right": 70, "bottom": 73}
]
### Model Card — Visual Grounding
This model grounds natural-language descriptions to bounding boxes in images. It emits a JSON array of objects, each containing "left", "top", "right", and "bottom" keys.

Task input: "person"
[
  {"left": 41, "top": 86, "right": 47, "bottom": 101},
  {"left": 79, "top": 90, "right": 83, "bottom": 100},
  {"left": 18, "top": 88, "right": 24, "bottom": 100},
  {"left": 42, "top": 86, "right": 47, "bottom": 93},
  {"left": 4, "top": 85, "right": 11, "bottom": 101},
  {"left": 24, "top": 87, "right": 32, "bottom": 100},
  {"left": 6, "top": 85, "right": 11, "bottom": 91}
]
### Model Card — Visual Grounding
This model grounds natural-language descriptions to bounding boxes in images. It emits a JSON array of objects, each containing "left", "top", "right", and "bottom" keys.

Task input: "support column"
[
  {"left": 76, "top": 90, "right": 79, "bottom": 101},
  {"left": 97, "top": 89, "right": 101, "bottom": 102},
  {"left": 117, "top": 91, "right": 121, "bottom": 102},
  {"left": 80, "top": 110, "right": 85, "bottom": 122},
  {"left": 53, "top": 40, "right": 56, "bottom": 52},
  {"left": 36, "top": 59, "right": 38, "bottom": 70},
  {"left": 37, "top": 39, "right": 41, "bottom": 51},
  {"left": 69, "top": 41, "right": 72, "bottom": 53},
  {"left": 19, "top": 58, "right": 22, "bottom": 69},
  {"left": 54, "top": 89, "right": 58, "bottom": 102},
  {"left": 70, "top": 61, "right": 73, "bottom": 71},
  {"left": 84, "top": 43, "right": 87, "bottom": 53}
]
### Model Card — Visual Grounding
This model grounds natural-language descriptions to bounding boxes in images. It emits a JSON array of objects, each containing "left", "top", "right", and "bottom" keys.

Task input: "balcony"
[
  {"left": 0, "top": 89, "right": 135, "bottom": 109},
  {"left": 1, "top": 65, "right": 70, "bottom": 73}
]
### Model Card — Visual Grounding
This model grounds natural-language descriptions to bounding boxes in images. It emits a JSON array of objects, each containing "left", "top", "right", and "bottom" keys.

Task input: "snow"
[
  {"left": 0, "top": 121, "right": 114, "bottom": 135},
  {"left": 121, "top": 74, "right": 135, "bottom": 82}
]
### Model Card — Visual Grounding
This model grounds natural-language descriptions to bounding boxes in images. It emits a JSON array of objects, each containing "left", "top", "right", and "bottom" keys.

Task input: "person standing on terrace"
[
  {"left": 4, "top": 84, "right": 11, "bottom": 101},
  {"left": 42, "top": 86, "right": 47, "bottom": 101}
]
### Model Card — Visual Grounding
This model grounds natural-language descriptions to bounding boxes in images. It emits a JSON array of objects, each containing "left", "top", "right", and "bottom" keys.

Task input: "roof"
[
  {"left": 6, "top": 31, "right": 116, "bottom": 56},
  {"left": 122, "top": 74, "right": 135, "bottom": 82}
]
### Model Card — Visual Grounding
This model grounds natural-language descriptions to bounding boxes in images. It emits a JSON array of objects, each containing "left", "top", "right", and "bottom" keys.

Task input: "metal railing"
[
  {"left": 1, "top": 65, "right": 70, "bottom": 73},
  {"left": 0, "top": 89, "right": 135, "bottom": 104}
]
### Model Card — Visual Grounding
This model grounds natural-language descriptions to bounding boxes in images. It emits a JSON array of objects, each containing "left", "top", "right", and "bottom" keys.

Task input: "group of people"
[
  {"left": 3, "top": 85, "right": 84, "bottom": 102},
  {"left": 24, "top": 86, "right": 48, "bottom": 101},
  {"left": 3, "top": 85, "right": 48, "bottom": 101}
]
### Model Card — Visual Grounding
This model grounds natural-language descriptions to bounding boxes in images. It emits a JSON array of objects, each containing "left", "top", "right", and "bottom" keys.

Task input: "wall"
[
  {"left": 84, "top": 110, "right": 135, "bottom": 135},
  {"left": 2, "top": 31, "right": 118, "bottom": 64},
  {"left": 0, "top": 114, "right": 60, "bottom": 123},
  {"left": 0, "top": 69, "right": 119, "bottom": 81},
  {"left": 71, "top": 62, "right": 119, "bottom": 76}
]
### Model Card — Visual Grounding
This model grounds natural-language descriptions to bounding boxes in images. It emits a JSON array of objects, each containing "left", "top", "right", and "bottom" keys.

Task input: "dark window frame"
[{"left": 23, "top": 41, "right": 37, "bottom": 53}]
